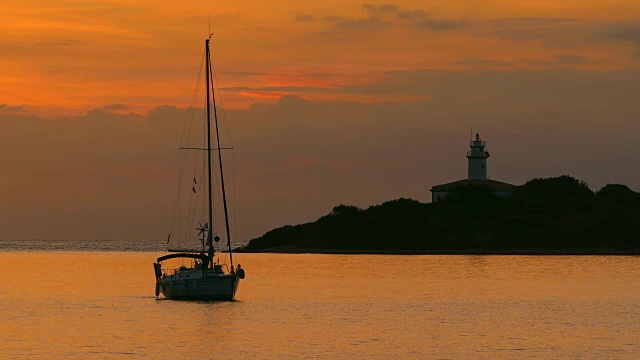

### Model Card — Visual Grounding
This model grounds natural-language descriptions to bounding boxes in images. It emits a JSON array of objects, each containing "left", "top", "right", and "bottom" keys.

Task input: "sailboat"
[{"left": 153, "top": 36, "right": 245, "bottom": 301}]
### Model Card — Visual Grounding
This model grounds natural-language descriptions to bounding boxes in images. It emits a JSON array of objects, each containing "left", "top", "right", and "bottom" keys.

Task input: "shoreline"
[{"left": 234, "top": 247, "right": 640, "bottom": 256}]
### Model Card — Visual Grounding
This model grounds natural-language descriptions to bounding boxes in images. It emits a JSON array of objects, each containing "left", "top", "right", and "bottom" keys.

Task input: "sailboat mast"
[
  {"left": 208, "top": 40, "right": 234, "bottom": 269},
  {"left": 205, "top": 39, "right": 214, "bottom": 251}
]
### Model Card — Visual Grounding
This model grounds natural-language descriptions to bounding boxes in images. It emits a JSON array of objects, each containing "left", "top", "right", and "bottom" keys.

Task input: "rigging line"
[
  {"left": 202, "top": 97, "right": 206, "bottom": 235},
  {"left": 207, "top": 99, "right": 226, "bottom": 257},
  {"left": 176, "top": 50, "right": 205, "bottom": 235},
  {"left": 212, "top": 67, "right": 234, "bottom": 148},
  {"left": 205, "top": 81, "right": 223, "bottom": 241},
  {"left": 212, "top": 59, "right": 238, "bottom": 250},
  {"left": 183, "top": 147, "right": 204, "bottom": 242},
  {"left": 212, "top": 66, "right": 238, "bottom": 245},
  {"left": 178, "top": 52, "right": 205, "bottom": 181},
  {"left": 211, "top": 55, "right": 238, "bottom": 253},
  {"left": 175, "top": 62, "right": 203, "bottom": 218},
  {"left": 209, "top": 51, "right": 234, "bottom": 269},
  {"left": 167, "top": 51, "right": 205, "bottom": 247},
  {"left": 183, "top": 93, "right": 208, "bottom": 243},
  {"left": 166, "top": 148, "right": 181, "bottom": 247},
  {"left": 183, "top": 82, "right": 210, "bottom": 245},
  {"left": 179, "top": 52, "right": 205, "bottom": 147},
  {"left": 184, "top": 185, "right": 202, "bottom": 245},
  {"left": 210, "top": 131, "right": 222, "bottom": 235},
  {"left": 232, "top": 150, "right": 238, "bottom": 246},
  {"left": 182, "top": 155, "right": 193, "bottom": 240},
  {"left": 180, "top": 77, "right": 202, "bottom": 168},
  {"left": 202, "top": 89, "right": 218, "bottom": 238},
  {"left": 178, "top": 150, "right": 181, "bottom": 247},
  {"left": 207, "top": 66, "right": 222, "bottom": 243},
  {"left": 170, "top": 117, "right": 198, "bottom": 247}
]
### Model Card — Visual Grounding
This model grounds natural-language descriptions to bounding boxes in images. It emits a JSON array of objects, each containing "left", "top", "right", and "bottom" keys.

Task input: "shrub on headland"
[{"left": 242, "top": 176, "right": 640, "bottom": 253}]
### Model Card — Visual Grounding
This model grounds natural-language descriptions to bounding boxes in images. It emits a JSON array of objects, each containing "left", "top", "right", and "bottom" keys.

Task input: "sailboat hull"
[{"left": 158, "top": 272, "right": 240, "bottom": 301}]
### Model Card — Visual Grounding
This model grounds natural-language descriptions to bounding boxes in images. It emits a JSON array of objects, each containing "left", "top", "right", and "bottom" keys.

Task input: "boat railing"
[
  {"left": 160, "top": 264, "right": 230, "bottom": 277},
  {"left": 160, "top": 267, "right": 190, "bottom": 277}
]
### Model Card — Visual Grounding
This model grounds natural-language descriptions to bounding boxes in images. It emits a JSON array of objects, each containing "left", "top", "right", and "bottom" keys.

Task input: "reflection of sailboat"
[{"left": 153, "top": 36, "right": 245, "bottom": 300}]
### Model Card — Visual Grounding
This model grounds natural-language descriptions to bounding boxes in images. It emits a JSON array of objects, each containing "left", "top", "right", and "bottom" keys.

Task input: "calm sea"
[{"left": 0, "top": 240, "right": 638, "bottom": 359}]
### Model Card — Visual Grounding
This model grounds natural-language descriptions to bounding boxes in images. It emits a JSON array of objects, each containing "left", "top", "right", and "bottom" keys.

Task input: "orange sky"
[{"left": 1, "top": 0, "right": 639, "bottom": 115}]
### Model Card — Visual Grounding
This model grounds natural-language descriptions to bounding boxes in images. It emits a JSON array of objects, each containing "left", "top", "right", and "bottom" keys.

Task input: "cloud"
[
  {"left": 222, "top": 71, "right": 338, "bottom": 78},
  {"left": 102, "top": 104, "right": 130, "bottom": 111},
  {"left": 596, "top": 21, "right": 640, "bottom": 44},
  {"left": 414, "top": 18, "right": 465, "bottom": 31},
  {"left": 222, "top": 85, "right": 334, "bottom": 93},
  {"left": 484, "top": 18, "right": 640, "bottom": 58},
  {"left": 222, "top": 71, "right": 269, "bottom": 76},
  {"left": 322, "top": 15, "right": 391, "bottom": 32},
  {"left": 316, "top": 3, "right": 464, "bottom": 35},
  {"left": 396, "top": 9, "right": 429, "bottom": 21},
  {"left": 36, "top": 39, "right": 82, "bottom": 47},
  {"left": 286, "top": 155, "right": 369, "bottom": 169},
  {"left": 451, "top": 57, "right": 512, "bottom": 67},
  {"left": 594, "top": 21, "right": 640, "bottom": 58},
  {"left": 312, "top": 7, "right": 637, "bottom": 57},
  {"left": 519, "top": 54, "right": 588, "bottom": 66},
  {"left": 222, "top": 69, "right": 640, "bottom": 107},
  {"left": 295, "top": 14, "right": 316, "bottom": 22},
  {"left": 362, "top": 3, "right": 400, "bottom": 14},
  {"left": 3, "top": 69, "right": 640, "bottom": 242},
  {"left": 0, "top": 104, "right": 26, "bottom": 113},
  {"left": 554, "top": 54, "right": 588, "bottom": 64},
  {"left": 486, "top": 17, "right": 586, "bottom": 44},
  {"left": 360, "top": 2, "right": 462, "bottom": 32}
]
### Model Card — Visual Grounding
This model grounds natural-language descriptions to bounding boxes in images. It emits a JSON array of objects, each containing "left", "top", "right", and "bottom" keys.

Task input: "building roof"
[{"left": 430, "top": 179, "right": 517, "bottom": 192}]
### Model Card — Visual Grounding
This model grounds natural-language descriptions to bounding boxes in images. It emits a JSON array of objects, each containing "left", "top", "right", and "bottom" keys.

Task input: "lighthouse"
[
  {"left": 429, "top": 133, "right": 515, "bottom": 202},
  {"left": 467, "top": 133, "right": 489, "bottom": 180}
]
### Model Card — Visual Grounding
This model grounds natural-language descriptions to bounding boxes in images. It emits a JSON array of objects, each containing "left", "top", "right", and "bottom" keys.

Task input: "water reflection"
[{"left": 0, "top": 253, "right": 638, "bottom": 359}]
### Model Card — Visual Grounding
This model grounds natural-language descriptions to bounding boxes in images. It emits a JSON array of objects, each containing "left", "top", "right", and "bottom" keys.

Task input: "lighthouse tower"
[
  {"left": 467, "top": 133, "right": 490, "bottom": 180},
  {"left": 430, "top": 132, "right": 514, "bottom": 202}
]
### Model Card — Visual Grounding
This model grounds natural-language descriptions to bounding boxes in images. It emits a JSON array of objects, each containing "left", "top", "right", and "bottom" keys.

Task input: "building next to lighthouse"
[{"left": 430, "top": 133, "right": 516, "bottom": 202}]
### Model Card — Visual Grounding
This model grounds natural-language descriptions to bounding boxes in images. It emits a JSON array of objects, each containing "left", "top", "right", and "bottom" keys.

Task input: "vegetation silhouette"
[{"left": 241, "top": 176, "right": 640, "bottom": 254}]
